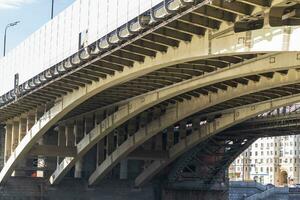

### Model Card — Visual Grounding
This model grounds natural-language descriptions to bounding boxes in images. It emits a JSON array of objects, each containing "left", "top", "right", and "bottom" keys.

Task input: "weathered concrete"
[
  {"left": 0, "top": 177, "right": 155, "bottom": 200},
  {"left": 0, "top": 127, "right": 5, "bottom": 169},
  {"left": 163, "top": 189, "right": 227, "bottom": 200},
  {"left": 0, "top": 176, "right": 231, "bottom": 200}
]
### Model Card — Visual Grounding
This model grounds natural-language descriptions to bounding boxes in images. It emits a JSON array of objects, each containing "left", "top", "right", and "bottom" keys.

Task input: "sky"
[{"left": 0, "top": 0, "right": 75, "bottom": 56}]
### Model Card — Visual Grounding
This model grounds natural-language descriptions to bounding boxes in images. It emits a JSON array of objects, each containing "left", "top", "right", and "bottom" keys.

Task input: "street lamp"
[
  {"left": 3, "top": 21, "right": 20, "bottom": 57},
  {"left": 51, "top": 0, "right": 54, "bottom": 19}
]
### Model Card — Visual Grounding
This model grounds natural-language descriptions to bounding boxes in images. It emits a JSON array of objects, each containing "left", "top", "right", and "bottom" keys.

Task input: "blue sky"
[{"left": 0, "top": 0, "right": 75, "bottom": 56}]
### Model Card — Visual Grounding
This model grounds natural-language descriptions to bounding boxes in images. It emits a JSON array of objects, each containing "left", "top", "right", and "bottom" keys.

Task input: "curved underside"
[
  {"left": 51, "top": 52, "right": 300, "bottom": 184},
  {"left": 134, "top": 94, "right": 300, "bottom": 186},
  {"left": 2, "top": 0, "right": 300, "bottom": 187}
]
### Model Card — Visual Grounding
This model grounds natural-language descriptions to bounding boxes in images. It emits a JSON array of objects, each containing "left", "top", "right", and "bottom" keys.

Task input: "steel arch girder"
[
  {"left": 2, "top": 0, "right": 300, "bottom": 184},
  {"left": 49, "top": 52, "right": 300, "bottom": 185},
  {"left": 87, "top": 67, "right": 300, "bottom": 186},
  {"left": 134, "top": 94, "right": 300, "bottom": 187},
  {"left": 1, "top": 23, "right": 279, "bottom": 184}
]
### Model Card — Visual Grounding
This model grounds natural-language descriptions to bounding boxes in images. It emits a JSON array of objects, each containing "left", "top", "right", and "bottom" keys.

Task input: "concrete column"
[
  {"left": 128, "top": 118, "right": 137, "bottom": 137},
  {"left": 84, "top": 115, "right": 94, "bottom": 135},
  {"left": 18, "top": 117, "right": 27, "bottom": 143},
  {"left": 10, "top": 120, "right": 19, "bottom": 176},
  {"left": 27, "top": 112, "right": 35, "bottom": 133},
  {"left": 106, "top": 109, "right": 115, "bottom": 156},
  {"left": 96, "top": 140, "right": 105, "bottom": 166},
  {"left": 0, "top": 127, "right": 5, "bottom": 169},
  {"left": 4, "top": 123, "right": 12, "bottom": 163},
  {"left": 192, "top": 116, "right": 201, "bottom": 132},
  {"left": 118, "top": 127, "right": 128, "bottom": 180},
  {"left": 179, "top": 120, "right": 186, "bottom": 141},
  {"left": 11, "top": 119, "right": 19, "bottom": 153},
  {"left": 65, "top": 123, "right": 75, "bottom": 147},
  {"left": 57, "top": 125, "right": 66, "bottom": 166},
  {"left": 155, "top": 133, "right": 163, "bottom": 151},
  {"left": 166, "top": 126, "right": 174, "bottom": 150},
  {"left": 120, "top": 159, "right": 128, "bottom": 180},
  {"left": 15, "top": 117, "right": 28, "bottom": 177},
  {"left": 106, "top": 133, "right": 115, "bottom": 156},
  {"left": 36, "top": 107, "right": 45, "bottom": 177},
  {"left": 35, "top": 107, "right": 44, "bottom": 123},
  {"left": 74, "top": 119, "right": 84, "bottom": 178},
  {"left": 95, "top": 111, "right": 105, "bottom": 167}
]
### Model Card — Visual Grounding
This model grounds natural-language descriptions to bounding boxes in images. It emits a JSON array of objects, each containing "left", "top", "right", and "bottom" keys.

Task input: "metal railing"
[{"left": 0, "top": 0, "right": 164, "bottom": 96}]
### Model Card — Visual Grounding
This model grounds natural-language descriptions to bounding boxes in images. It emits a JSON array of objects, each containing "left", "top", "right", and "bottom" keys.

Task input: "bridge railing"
[
  {"left": 0, "top": 0, "right": 164, "bottom": 96},
  {"left": 257, "top": 103, "right": 300, "bottom": 118}
]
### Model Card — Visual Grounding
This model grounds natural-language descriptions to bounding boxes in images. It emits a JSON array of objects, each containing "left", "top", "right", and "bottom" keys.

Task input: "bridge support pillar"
[
  {"left": 74, "top": 119, "right": 84, "bottom": 178},
  {"left": 11, "top": 120, "right": 19, "bottom": 154},
  {"left": 120, "top": 159, "right": 128, "bottom": 180},
  {"left": 4, "top": 123, "right": 12, "bottom": 163},
  {"left": 57, "top": 125, "right": 66, "bottom": 166},
  {"left": 0, "top": 126, "right": 4, "bottom": 169}
]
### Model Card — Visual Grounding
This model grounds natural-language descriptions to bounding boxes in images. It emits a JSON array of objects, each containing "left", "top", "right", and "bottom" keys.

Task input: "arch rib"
[
  {"left": 0, "top": 24, "right": 275, "bottom": 184},
  {"left": 135, "top": 94, "right": 300, "bottom": 186},
  {"left": 88, "top": 69, "right": 300, "bottom": 185},
  {"left": 50, "top": 52, "right": 300, "bottom": 184}
]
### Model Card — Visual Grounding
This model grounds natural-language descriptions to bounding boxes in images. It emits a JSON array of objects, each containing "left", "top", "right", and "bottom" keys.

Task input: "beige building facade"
[{"left": 229, "top": 135, "right": 300, "bottom": 186}]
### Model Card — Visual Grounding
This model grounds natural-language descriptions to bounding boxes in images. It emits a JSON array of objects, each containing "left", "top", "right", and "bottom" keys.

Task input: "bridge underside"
[{"left": 1, "top": 0, "right": 300, "bottom": 199}]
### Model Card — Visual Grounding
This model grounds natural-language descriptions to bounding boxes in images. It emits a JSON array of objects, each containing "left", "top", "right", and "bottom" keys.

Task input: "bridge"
[{"left": 1, "top": 0, "right": 300, "bottom": 199}]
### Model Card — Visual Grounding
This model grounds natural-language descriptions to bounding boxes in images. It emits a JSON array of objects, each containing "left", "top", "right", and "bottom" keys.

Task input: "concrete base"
[
  {"left": 163, "top": 189, "right": 228, "bottom": 200},
  {"left": 0, "top": 177, "right": 155, "bottom": 200},
  {"left": 0, "top": 177, "right": 230, "bottom": 200}
]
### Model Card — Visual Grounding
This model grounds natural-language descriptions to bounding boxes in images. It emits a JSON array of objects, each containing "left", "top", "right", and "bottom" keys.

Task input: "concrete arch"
[
  {"left": 134, "top": 94, "right": 300, "bottom": 186},
  {"left": 87, "top": 67, "right": 300, "bottom": 185},
  {"left": 1, "top": 21, "right": 277, "bottom": 183},
  {"left": 50, "top": 52, "right": 300, "bottom": 184},
  {"left": 2, "top": 0, "right": 300, "bottom": 186}
]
